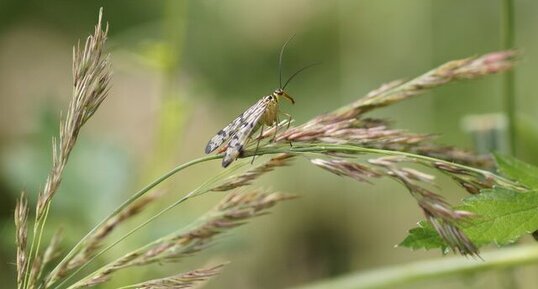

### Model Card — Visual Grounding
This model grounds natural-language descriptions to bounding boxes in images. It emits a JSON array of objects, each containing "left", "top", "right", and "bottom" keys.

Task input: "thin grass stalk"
[
  {"left": 62, "top": 192, "right": 161, "bottom": 277},
  {"left": 48, "top": 154, "right": 221, "bottom": 289},
  {"left": 55, "top": 194, "right": 201, "bottom": 289},
  {"left": 67, "top": 189, "right": 293, "bottom": 288},
  {"left": 38, "top": 229, "right": 63, "bottom": 284},
  {"left": 51, "top": 154, "right": 284, "bottom": 288},
  {"left": 29, "top": 203, "right": 52, "bottom": 289},
  {"left": 51, "top": 154, "right": 275, "bottom": 288}
]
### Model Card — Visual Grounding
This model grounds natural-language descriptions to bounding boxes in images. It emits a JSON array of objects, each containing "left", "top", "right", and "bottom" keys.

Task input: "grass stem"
[
  {"left": 48, "top": 154, "right": 221, "bottom": 288},
  {"left": 288, "top": 244, "right": 538, "bottom": 289},
  {"left": 502, "top": 0, "right": 516, "bottom": 155}
]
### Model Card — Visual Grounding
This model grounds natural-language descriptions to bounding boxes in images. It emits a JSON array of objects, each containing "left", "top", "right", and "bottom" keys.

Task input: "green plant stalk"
[
  {"left": 67, "top": 188, "right": 237, "bottom": 289},
  {"left": 502, "top": 0, "right": 516, "bottom": 155},
  {"left": 60, "top": 190, "right": 199, "bottom": 289},
  {"left": 57, "top": 163, "right": 245, "bottom": 289},
  {"left": 288, "top": 244, "right": 538, "bottom": 289},
  {"left": 22, "top": 203, "right": 51, "bottom": 289},
  {"left": 32, "top": 203, "right": 52, "bottom": 286},
  {"left": 48, "top": 154, "right": 221, "bottom": 288}
]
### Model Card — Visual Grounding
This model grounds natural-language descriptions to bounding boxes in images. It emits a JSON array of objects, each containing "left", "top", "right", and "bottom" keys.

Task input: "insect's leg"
[
  {"left": 279, "top": 111, "right": 293, "bottom": 147},
  {"left": 251, "top": 124, "right": 264, "bottom": 165},
  {"left": 279, "top": 111, "right": 293, "bottom": 129},
  {"left": 271, "top": 115, "right": 279, "bottom": 142}
]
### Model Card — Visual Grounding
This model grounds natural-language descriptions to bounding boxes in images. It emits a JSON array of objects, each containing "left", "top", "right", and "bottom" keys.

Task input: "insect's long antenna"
[
  {"left": 282, "top": 62, "right": 321, "bottom": 90},
  {"left": 279, "top": 34, "right": 296, "bottom": 89}
]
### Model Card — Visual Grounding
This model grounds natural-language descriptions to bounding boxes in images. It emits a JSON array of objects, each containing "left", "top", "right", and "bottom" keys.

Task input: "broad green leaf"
[
  {"left": 494, "top": 153, "right": 538, "bottom": 189},
  {"left": 400, "top": 188, "right": 538, "bottom": 251}
]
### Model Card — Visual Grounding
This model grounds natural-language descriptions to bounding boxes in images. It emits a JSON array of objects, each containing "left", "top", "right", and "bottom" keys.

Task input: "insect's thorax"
[{"left": 260, "top": 94, "right": 279, "bottom": 126}]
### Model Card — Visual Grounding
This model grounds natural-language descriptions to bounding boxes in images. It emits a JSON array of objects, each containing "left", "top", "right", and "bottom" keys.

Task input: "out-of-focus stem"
[
  {"left": 288, "top": 244, "right": 538, "bottom": 289},
  {"left": 502, "top": 0, "right": 516, "bottom": 155},
  {"left": 150, "top": 0, "right": 190, "bottom": 176}
]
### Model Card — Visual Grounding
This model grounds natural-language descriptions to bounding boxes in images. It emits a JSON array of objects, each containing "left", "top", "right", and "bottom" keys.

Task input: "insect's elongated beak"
[{"left": 282, "top": 92, "right": 295, "bottom": 104}]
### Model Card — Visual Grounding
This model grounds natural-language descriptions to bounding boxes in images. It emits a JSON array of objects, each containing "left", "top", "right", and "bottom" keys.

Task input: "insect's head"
[{"left": 273, "top": 88, "right": 295, "bottom": 104}]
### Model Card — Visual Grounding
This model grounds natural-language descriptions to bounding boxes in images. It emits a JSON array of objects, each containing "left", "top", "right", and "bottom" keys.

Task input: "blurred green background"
[{"left": 1, "top": 1, "right": 538, "bottom": 288}]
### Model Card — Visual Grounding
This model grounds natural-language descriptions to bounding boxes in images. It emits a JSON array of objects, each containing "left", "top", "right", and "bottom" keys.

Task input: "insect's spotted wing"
[
  {"left": 205, "top": 100, "right": 265, "bottom": 154},
  {"left": 221, "top": 100, "right": 269, "bottom": 167}
]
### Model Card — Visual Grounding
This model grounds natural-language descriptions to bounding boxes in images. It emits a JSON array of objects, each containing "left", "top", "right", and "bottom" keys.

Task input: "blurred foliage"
[{"left": 2, "top": 1, "right": 538, "bottom": 289}]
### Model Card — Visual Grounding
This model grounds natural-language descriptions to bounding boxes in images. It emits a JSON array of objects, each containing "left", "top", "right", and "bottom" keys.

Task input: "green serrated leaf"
[
  {"left": 494, "top": 153, "right": 538, "bottom": 189},
  {"left": 400, "top": 188, "right": 538, "bottom": 251},
  {"left": 459, "top": 188, "right": 538, "bottom": 245},
  {"left": 398, "top": 221, "right": 446, "bottom": 252}
]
